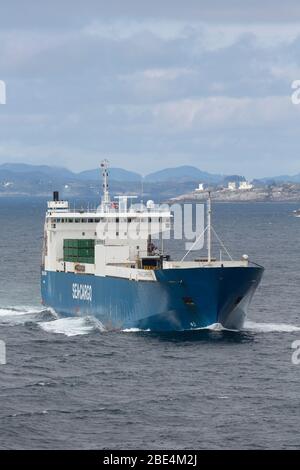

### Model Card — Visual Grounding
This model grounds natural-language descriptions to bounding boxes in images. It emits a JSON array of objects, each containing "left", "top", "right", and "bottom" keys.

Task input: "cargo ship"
[{"left": 41, "top": 161, "right": 264, "bottom": 331}]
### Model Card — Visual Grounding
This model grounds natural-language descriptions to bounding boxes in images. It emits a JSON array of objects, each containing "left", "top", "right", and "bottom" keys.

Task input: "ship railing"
[
  {"left": 163, "top": 260, "right": 249, "bottom": 269},
  {"left": 49, "top": 206, "right": 171, "bottom": 216}
]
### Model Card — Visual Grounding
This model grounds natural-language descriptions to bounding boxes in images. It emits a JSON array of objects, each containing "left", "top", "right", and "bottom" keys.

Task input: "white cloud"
[
  {"left": 1, "top": 4, "right": 300, "bottom": 177},
  {"left": 150, "top": 95, "right": 300, "bottom": 131}
]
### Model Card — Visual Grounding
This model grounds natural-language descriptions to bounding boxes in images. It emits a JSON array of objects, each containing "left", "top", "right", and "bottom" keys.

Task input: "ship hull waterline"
[{"left": 41, "top": 266, "right": 263, "bottom": 332}]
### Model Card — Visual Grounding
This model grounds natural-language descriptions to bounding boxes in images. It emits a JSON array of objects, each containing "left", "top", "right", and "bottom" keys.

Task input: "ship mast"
[
  {"left": 101, "top": 159, "right": 110, "bottom": 211},
  {"left": 207, "top": 191, "right": 212, "bottom": 263}
]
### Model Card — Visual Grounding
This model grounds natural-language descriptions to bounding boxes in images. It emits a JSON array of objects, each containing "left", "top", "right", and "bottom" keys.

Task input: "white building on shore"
[
  {"left": 239, "top": 181, "right": 253, "bottom": 190},
  {"left": 195, "top": 183, "right": 205, "bottom": 192},
  {"left": 228, "top": 182, "right": 237, "bottom": 191}
]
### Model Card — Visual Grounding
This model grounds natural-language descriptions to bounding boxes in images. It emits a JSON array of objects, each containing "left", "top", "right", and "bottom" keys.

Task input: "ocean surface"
[{"left": 0, "top": 198, "right": 300, "bottom": 450}]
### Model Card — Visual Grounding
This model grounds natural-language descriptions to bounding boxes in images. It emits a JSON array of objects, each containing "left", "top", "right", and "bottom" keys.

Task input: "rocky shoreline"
[{"left": 170, "top": 185, "right": 300, "bottom": 203}]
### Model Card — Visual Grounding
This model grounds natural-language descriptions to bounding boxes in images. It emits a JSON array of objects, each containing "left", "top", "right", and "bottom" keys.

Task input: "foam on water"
[
  {"left": 0, "top": 306, "right": 42, "bottom": 316},
  {"left": 123, "top": 322, "right": 300, "bottom": 334},
  {"left": 244, "top": 321, "right": 300, "bottom": 333},
  {"left": 0, "top": 306, "right": 57, "bottom": 325},
  {"left": 123, "top": 328, "right": 151, "bottom": 333},
  {"left": 1, "top": 306, "right": 300, "bottom": 336},
  {"left": 196, "top": 323, "right": 231, "bottom": 331},
  {"left": 39, "top": 316, "right": 106, "bottom": 337}
]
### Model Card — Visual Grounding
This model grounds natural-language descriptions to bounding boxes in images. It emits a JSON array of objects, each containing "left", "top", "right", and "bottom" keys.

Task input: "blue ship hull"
[{"left": 41, "top": 265, "right": 263, "bottom": 331}]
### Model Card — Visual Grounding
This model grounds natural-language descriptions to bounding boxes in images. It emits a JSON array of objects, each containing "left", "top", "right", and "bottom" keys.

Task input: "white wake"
[
  {"left": 244, "top": 321, "right": 300, "bottom": 333},
  {"left": 0, "top": 306, "right": 56, "bottom": 325},
  {"left": 0, "top": 306, "right": 42, "bottom": 317},
  {"left": 0, "top": 306, "right": 105, "bottom": 336},
  {"left": 1, "top": 306, "right": 299, "bottom": 336},
  {"left": 39, "top": 316, "right": 106, "bottom": 337}
]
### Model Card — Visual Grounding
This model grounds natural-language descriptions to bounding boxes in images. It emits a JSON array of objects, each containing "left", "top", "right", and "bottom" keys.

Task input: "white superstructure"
[
  {"left": 42, "top": 161, "right": 250, "bottom": 284},
  {"left": 43, "top": 161, "right": 172, "bottom": 280}
]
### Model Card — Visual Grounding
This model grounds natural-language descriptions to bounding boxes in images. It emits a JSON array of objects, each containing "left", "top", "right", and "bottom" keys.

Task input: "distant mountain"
[
  {"left": 78, "top": 167, "right": 142, "bottom": 182},
  {"left": 1, "top": 161, "right": 299, "bottom": 199},
  {"left": 0, "top": 163, "right": 142, "bottom": 183},
  {"left": 144, "top": 165, "right": 224, "bottom": 183},
  {"left": 0, "top": 163, "right": 226, "bottom": 184},
  {"left": 0, "top": 163, "right": 73, "bottom": 179}
]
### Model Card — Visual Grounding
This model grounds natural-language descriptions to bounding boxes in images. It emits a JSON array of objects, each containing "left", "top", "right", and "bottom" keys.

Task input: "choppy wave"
[
  {"left": 1, "top": 306, "right": 300, "bottom": 336},
  {"left": 0, "top": 306, "right": 57, "bottom": 325},
  {"left": 244, "top": 321, "right": 300, "bottom": 333},
  {"left": 0, "top": 306, "right": 105, "bottom": 336},
  {"left": 127, "top": 322, "right": 300, "bottom": 334},
  {"left": 0, "top": 306, "right": 42, "bottom": 316},
  {"left": 123, "top": 323, "right": 234, "bottom": 333}
]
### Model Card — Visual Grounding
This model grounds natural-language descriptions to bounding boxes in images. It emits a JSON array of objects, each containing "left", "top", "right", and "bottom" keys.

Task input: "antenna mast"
[
  {"left": 101, "top": 159, "right": 110, "bottom": 210},
  {"left": 207, "top": 191, "right": 212, "bottom": 263}
]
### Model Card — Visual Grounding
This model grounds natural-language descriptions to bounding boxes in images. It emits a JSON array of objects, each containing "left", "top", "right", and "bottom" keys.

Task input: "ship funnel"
[{"left": 53, "top": 191, "right": 59, "bottom": 202}]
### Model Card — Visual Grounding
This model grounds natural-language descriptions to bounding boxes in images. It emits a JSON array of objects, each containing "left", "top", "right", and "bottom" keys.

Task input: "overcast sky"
[{"left": 1, "top": 0, "right": 300, "bottom": 177}]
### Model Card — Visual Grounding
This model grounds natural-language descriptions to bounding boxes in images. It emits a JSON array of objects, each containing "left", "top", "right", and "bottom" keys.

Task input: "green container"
[
  {"left": 64, "top": 239, "right": 77, "bottom": 248},
  {"left": 64, "top": 239, "right": 95, "bottom": 249},
  {"left": 64, "top": 239, "right": 95, "bottom": 263},
  {"left": 65, "top": 256, "right": 77, "bottom": 263},
  {"left": 64, "top": 248, "right": 73, "bottom": 257},
  {"left": 78, "top": 248, "right": 94, "bottom": 257},
  {"left": 66, "top": 240, "right": 77, "bottom": 248},
  {"left": 64, "top": 248, "right": 93, "bottom": 257},
  {"left": 78, "top": 239, "right": 95, "bottom": 248}
]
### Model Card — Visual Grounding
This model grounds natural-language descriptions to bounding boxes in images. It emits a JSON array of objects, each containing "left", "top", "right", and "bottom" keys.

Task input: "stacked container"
[{"left": 63, "top": 239, "right": 95, "bottom": 264}]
